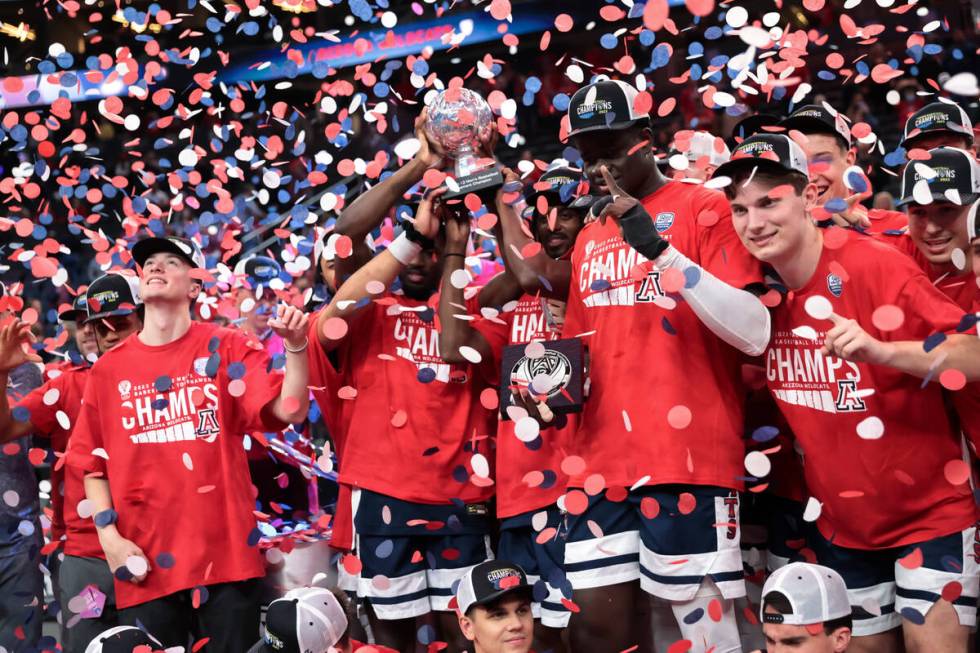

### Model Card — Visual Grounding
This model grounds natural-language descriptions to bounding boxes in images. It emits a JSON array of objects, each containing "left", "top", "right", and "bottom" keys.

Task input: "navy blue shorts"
[
  {"left": 807, "top": 522, "right": 980, "bottom": 636},
  {"left": 336, "top": 489, "right": 492, "bottom": 619},
  {"left": 563, "top": 485, "right": 746, "bottom": 601},
  {"left": 498, "top": 507, "right": 573, "bottom": 628}
]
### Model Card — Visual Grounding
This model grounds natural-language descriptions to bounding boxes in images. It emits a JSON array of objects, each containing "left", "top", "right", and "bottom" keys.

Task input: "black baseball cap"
[
  {"left": 712, "top": 134, "right": 810, "bottom": 181},
  {"left": 779, "top": 104, "right": 852, "bottom": 148},
  {"left": 58, "top": 292, "right": 89, "bottom": 322},
  {"left": 253, "top": 587, "right": 348, "bottom": 653},
  {"left": 968, "top": 199, "right": 980, "bottom": 242},
  {"left": 567, "top": 79, "right": 649, "bottom": 138},
  {"left": 730, "top": 112, "right": 783, "bottom": 144},
  {"left": 898, "top": 147, "right": 980, "bottom": 207},
  {"left": 233, "top": 254, "right": 282, "bottom": 289},
  {"left": 84, "top": 273, "right": 143, "bottom": 322},
  {"left": 83, "top": 626, "right": 166, "bottom": 653},
  {"left": 454, "top": 560, "right": 533, "bottom": 615},
  {"left": 901, "top": 100, "right": 975, "bottom": 149},
  {"left": 522, "top": 166, "right": 587, "bottom": 218},
  {"left": 132, "top": 236, "right": 206, "bottom": 270}
]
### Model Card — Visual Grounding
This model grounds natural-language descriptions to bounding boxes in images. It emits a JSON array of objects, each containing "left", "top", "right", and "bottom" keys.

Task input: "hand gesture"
[
  {"left": 414, "top": 107, "right": 445, "bottom": 170},
  {"left": 415, "top": 186, "right": 449, "bottom": 240},
  {"left": 825, "top": 192, "right": 871, "bottom": 229},
  {"left": 0, "top": 320, "right": 40, "bottom": 373},
  {"left": 495, "top": 167, "right": 522, "bottom": 207},
  {"left": 102, "top": 533, "right": 151, "bottom": 583},
  {"left": 593, "top": 166, "right": 640, "bottom": 226},
  {"left": 444, "top": 212, "right": 471, "bottom": 251},
  {"left": 820, "top": 313, "right": 891, "bottom": 365},
  {"left": 269, "top": 305, "right": 310, "bottom": 350}
]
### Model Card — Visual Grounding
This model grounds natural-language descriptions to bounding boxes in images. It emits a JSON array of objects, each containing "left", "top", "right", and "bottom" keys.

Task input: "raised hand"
[
  {"left": 593, "top": 165, "right": 640, "bottom": 226},
  {"left": 820, "top": 313, "right": 891, "bottom": 364},
  {"left": 0, "top": 320, "right": 41, "bottom": 373},
  {"left": 269, "top": 304, "right": 310, "bottom": 350},
  {"left": 415, "top": 186, "right": 450, "bottom": 240},
  {"left": 414, "top": 107, "right": 445, "bottom": 170}
]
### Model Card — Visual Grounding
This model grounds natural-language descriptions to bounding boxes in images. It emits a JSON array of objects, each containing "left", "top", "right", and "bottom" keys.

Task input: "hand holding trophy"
[{"left": 424, "top": 87, "right": 503, "bottom": 203}]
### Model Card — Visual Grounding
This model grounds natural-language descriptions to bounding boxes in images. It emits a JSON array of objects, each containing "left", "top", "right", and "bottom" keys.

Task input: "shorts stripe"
[
  {"left": 367, "top": 588, "right": 430, "bottom": 605},
  {"left": 853, "top": 602, "right": 896, "bottom": 620},
  {"left": 640, "top": 567, "right": 744, "bottom": 586},
  {"left": 896, "top": 586, "right": 978, "bottom": 608},
  {"left": 564, "top": 553, "right": 640, "bottom": 573}
]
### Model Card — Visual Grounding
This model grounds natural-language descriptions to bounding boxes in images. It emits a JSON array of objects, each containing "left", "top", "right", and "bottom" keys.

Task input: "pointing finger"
[{"left": 599, "top": 165, "right": 625, "bottom": 198}]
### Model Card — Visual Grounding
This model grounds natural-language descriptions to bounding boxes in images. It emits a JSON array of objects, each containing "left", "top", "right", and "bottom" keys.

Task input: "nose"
[
  {"left": 743, "top": 207, "right": 768, "bottom": 233},
  {"left": 143, "top": 258, "right": 164, "bottom": 274}
]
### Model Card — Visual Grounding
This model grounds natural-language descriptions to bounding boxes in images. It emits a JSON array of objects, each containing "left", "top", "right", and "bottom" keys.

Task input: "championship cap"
[
  {"left": 567, "top": 79, "right": 648, "bottom": 138},
  {"left": 255, "top": 587, "right": 348, "bottom": 653},
  {"left": 761, "top": 562, "right": 851, "bottom": 627},
  {"left": 730, "top": 112, "right": 783, "bottom": 143},
  {"left": 712, "top": 134, "right": 809, "bottom": 180},
  {"left": 84, "top": 273, "right": 143, "bottom": 322},
  {"left": 232, "top": 255, "right": 283, "bottom": 289},
  {"left": 455, "top": 560, "right": 533, "bottom": 615},
  {"left": 780, "top": 104, "right": 852, "bottom": 148},
  {"left": 132, "top": 236, "right": 206, "bottom": 270},
  {"left": 83, "top": 626, "right": 174, "bottom": 653},
  {"left": 58, "top": 292, "right": 89, "bottom": 322},
  {"left": 898, "top": 147, "right": 980, "bottom": 207},
  {"left": 523, "top": 166, "right": 587, "bottom": 218},
  {"left": 901, "top": 100, "right": 975, "bottom": 149}
]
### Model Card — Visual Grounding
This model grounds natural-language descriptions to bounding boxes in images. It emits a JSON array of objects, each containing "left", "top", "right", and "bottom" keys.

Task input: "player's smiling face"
[
  {"left": 533, "top": 205, "right": 585, "bottom": 259},
  {"left": 140, "top": 252, "right": 201, "bottom": 305},
  {"left": 729, "top": 174, "right": 819, "bottom": 266},
  {"left": 575, "top": 125, "right": 655, "bottom": 199},
  {"left": 799, "top": 133, "right": 854, "bottom": 205},
  {"left": 907, "top": 202, "right": 969, "bottom": 269}
]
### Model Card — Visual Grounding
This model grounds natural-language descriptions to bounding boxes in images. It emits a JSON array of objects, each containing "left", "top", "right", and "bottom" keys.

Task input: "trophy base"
[
  {"left": 499, "top": 337, "right": 584, "bottom": 421},
  {"left": 444, "top": 166, "right": 505, "bottom": 205}
]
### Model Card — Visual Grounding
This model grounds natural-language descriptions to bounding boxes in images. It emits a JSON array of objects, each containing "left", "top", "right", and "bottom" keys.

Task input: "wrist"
[
  {"left": 284, "top": 337, "right": 309, "bottom": 354},
  {"left": 388, "top": 232, "right": 424, "bottom": 265}
]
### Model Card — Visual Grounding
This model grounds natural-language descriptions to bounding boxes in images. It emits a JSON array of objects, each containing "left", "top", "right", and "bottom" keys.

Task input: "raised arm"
[
  {"left": 266, "top": 305, "right": 312, "bottom": 424},
  {"left": 438, "top": 216, "right": 498, "bottom": 365},
  {"left": 334, "top": 109, "right": 444, "bottom": 281},
  {"left": 315, "top": 188, "right": 445, "bottom": 351},
  {"left": 496, "top": 168, "right": 575, "bottom": 300},
  {"left": 0, "top": 321, "right": 41, "bottom": 443}
]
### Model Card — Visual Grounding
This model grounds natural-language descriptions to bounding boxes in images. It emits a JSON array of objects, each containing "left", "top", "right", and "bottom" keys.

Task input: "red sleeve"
[
  {"left": 466, "top": 293, "right": 510, "bottom": 359},
  {"left": 14, "top": 375, "right": 62, "bottom": 438},
  {"left": 888, "top": 272, "right": 972, "bottom": 340},
  {"left": 65, "top": 373, "right": 106, "bottom": 475},
  {"left": 307, "top": 311, "right": 346, "bottom": 388},
  {"left": 695, "top": 191, "right": 764, "bottom": 289},
  {"left": 220, "top": 329, "right": 286, "bottom": 433}
]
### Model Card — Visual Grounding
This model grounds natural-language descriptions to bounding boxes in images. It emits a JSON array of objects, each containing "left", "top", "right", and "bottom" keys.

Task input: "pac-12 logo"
[
  {"left": 118, "top": 380, "right": 132, "bottom": 399},
  {"left": 510, "top": 349, "right": 572, "bottom": 399},
  {"left": 655, "top": 212, "right": 675, "bottom": 233},
  {"left": 826, "top": 273, "right": 843, "bottom": 297}
]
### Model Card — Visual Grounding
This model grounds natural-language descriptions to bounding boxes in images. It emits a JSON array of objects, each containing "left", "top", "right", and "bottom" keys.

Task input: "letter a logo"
[
  {"left": 196, "top": 409, "right": 221, "bottom": 442},
  {"left": 835, "top": 379, "right": 866, "bottom": 412}
]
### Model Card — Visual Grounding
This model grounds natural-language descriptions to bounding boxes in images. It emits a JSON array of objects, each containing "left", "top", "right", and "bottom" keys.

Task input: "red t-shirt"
[
  {"left": 496, "top": 294, "right": 577, "bottom": 518},
  {"left": 16, "top": 365, "right": 104, "bottom": 558},
  {"left": 67, "top": 322, "right": 285, "bottom": 608},
  {"left": 765, "top": 230, "right": 976, "bottom": 549},
  {"left": 866, "top": 208, "right": 908, "bottom": 234},
  {"left": 561, "top": 181, "right": 763, "bottom": 489},
  {"left": 351, "top": 639, "right": 398, "bottom": 653},
  {"left": 326, "top": 292, "right": 500, "bottom": 505}
]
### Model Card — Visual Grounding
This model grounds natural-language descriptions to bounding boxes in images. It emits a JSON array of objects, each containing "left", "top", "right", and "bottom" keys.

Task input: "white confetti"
[
  {"left": 126, "top": 555, "right": 148, "bottom": 577},
  {"left": 182, "top": 453, "right": 193, "bottom": 471},
  {"left": 43, "top": 388, "right": 60, "bottom": 406},
  {"left": 804, "top": 295, "right": 834, "bottom": 320},
  {"left": 802, "top": 497, "right": 822, "bottom": 522},
  {"left": 744, "top": 451, "right": 771, "bottom": 478},
  {"left": 2, "top": 490, "right": 18, "bottom": 507},
  {"left": 56, "top": 410, "right": 71, "bottom": 431},
  {"left": 459, "top": 345, "right": 482, "bottom": 364},
  {"left": 76, "top": 499, "right": 94, "bottom": 519},
  {"left": 450, "top": 269, "right": 471, "bottom": 289},
  {"left": 791, "top": 325, "right": 819, "bottom": 341},
  {"left": 856, "top": 416, "right": 884, "bottom": 440},
  {"left": 514, "top": 416, "right": 540, "bottom": 443},
  {"left": 951, "top": 248, "right": 966, "bottom": 270},
  {"left": 725, "top": 6, "right": 748, "bottom": 28},
  {"left": 531, "top": 510, "right": 548, "bottom": 532},
  {"left": 178, "top": 148, "right": 199, "bottom": 168}
]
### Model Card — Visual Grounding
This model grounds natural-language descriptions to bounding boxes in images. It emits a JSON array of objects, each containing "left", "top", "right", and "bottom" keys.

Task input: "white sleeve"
[{"left": 654, "top": 245, "right": 771, "bottom": 356}]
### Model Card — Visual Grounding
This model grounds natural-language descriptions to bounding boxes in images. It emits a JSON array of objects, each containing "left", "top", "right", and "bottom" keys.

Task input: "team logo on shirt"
[
  {"left": 767, "top": 329, "right": 869, "bottom": 414},
  {"left": 193, "top": 357, "right": 210, "bottom": 377},
  {"left": 826, "top": 274, "right": 843, "bottom": 297},
  {"left": 509, "top": 348, "right": 572, "bottom": 400},
  {"left": 118, "top": 380, "right": 132, "bottom": 399},
  {"left": 635, "top": 270, "right": 665, "bottom": 303},
  {"left": 195, "top": 408, "right": 221, "bottom": 442},
  {"left": 654, "top": 212, "right": 675, "bottom": 233},
  {"left": 119, "top": 375, "right": 223, "bottom": 444},
  {"left": 578, "top": 235, "right": 666, "bottom": 308}
]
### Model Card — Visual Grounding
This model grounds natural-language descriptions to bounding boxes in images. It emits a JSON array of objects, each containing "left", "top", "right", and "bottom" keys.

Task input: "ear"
[
  {"left": 458, "top": 615, "right": 476, "bottom": 642},
  {"left": 188, "top": 281, "right": 203, "bottom": 302},
  {"left": 832, "top": 627, "right": 851, "bottom": 652},
  {"left": 802, "top": 182, "right": 820, "bottom": 212},
  {"left": 845, "top": 147, "right": 856, "bottom": 166}
]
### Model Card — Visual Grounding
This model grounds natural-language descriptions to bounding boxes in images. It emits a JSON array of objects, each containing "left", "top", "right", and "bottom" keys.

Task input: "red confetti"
[
  {"left": 677, "top": 492, "right": 696, "bottom": 515},
  {"left": 898, "top": 547, "right": 923, "bottom": 570},
  {"left": 564, "top": 489, "right": 589, "bottom": 515}
]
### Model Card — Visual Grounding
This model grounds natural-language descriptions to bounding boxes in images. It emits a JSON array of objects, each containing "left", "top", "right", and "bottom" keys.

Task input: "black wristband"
[{"left": 443, "top": 252, "right": 465, "bottom": 258}]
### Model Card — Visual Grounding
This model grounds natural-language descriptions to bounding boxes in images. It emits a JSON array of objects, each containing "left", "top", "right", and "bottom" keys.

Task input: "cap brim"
[
  {"left": 567, "top": 119, "right": 644, "bottom": 139},
  {"left": 85, "top": 307, "right": 139, "bottom": 323},
  {"left": 900, "top": 126, "right": 975, "bottom": 149},
  {"left": 779, "top": 117, "right": 849, "bottom": 145},
  {"left": 470, "top": 585, "right": 534, "bottom": 612},
  {"left": 132, "top": 238, "right": 200, "bottom": 269},
  {"left": 897, "top": 191, "right": 980, "bottom": 208},
  {"left": 713, "top": 157, "right": 800, "bottom": 181},
  {"left": 58, "top": 308, "right": 85, "bottom": 322}
]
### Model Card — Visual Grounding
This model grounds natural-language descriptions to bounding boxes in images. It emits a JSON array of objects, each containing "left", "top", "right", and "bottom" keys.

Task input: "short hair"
[
  {"left": 723, "top": 168, "right": 809, "bottom": 200},
  {"left": 762, "top": 590, "right": 853, "bottom": 636}
]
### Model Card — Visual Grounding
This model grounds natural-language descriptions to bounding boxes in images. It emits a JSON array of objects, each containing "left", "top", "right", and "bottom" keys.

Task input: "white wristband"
[{"left": 388, "top": 233, "right": 423, "bottom": 265}]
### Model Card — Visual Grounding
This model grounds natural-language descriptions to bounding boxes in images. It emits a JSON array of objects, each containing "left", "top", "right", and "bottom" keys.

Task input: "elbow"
[
  {"left": 514, "top": 269, "right": 543, "bottom": 295},
  {"left": 438, "top": 337, "right": 467, "bottom": 365},
  {"left": 742, "top": 312, "right": 772, "bottom": 358}
]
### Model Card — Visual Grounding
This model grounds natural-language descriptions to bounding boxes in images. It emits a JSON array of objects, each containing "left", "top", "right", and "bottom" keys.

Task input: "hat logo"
[
  {"left": 576, "top": 99, "right": 613, "bottom": 120},
  {"left": 736, "top": 141, "right": 775, "bottom": 156},
  {"left": 90, "top": 290, "right": 120, "bottom": 305},
  {"left": 914, "top": 111, "right": 949, "bottom": 129},
  {"left": 655, "top": 212, "right": 675, "bottom": 233},
  {"left": 827, "top": 273, "right": 843, "bottom": 297}
]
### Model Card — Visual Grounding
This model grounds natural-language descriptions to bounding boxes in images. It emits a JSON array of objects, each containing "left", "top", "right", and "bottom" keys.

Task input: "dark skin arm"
[
  {"left": 334, "top": 108, "right": 444, "bottom": 281},
  {"left": 496, "top": 168, "right": 574, "bottom": 300},
  {"left": 437, "top": 215, "right": 498, "bottom": 365}
]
